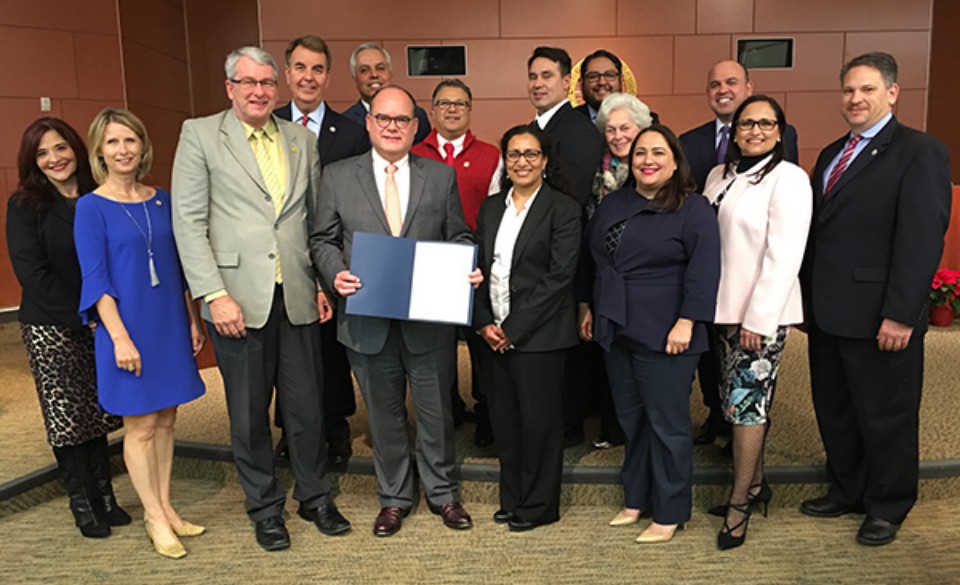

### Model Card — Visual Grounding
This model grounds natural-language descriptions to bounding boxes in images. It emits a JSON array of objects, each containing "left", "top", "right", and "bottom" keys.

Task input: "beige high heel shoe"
[
  {"left": 144, "top": 518, "right": 187, "bottom": 559},
  {"left": 609, "top": 510, "right": 641, "bottom": 527},
  {"left": 173, "top": 521, "right": 206, "bottom": 537},
  {"left": 635, "top": 522, "right": 685, "bottom": 543}
]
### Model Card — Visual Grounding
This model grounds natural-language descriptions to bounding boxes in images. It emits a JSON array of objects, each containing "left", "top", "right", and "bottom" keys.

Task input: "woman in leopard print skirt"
[{"left": 6, "top": 117, "right": 131, "bottom": 538}]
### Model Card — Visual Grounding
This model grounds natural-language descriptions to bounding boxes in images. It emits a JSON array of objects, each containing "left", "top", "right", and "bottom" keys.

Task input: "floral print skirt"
[{"left": 715, "top": 325, "right": 789, "bottom": 426}]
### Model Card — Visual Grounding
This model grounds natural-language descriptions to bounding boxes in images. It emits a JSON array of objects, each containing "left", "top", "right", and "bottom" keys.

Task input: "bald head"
[{"left": 706, "top": 59, "right": 753, "bottom": 123}]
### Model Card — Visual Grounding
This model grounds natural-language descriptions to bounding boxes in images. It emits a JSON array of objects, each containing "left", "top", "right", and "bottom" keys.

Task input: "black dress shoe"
[
  {"left": 493, "top": 509, "right": 513, "bottom": 524},
  {"left": 474, "top": 425, "right": 494, "bottom": 448},
  {"left": 326, "top": 420, "right": 352, "bottom": 465},
  {"left": 507, "top": 517, "right": 539, "bottom": 532},
  {"left": 298, "top": 503, "right": 351, "bottom": 536},
  {"left": 800, "top": 496, "right": 855, "bottom": 518},
  {"left": 857, "top": 516, "right": 899, "bottom": 546},
  {"left": 274, "top": 435, "right": 289, "bottom": 460},
  {"left": 255, "top": 516, "right": 290, "bottom": 551},
  {"left": 373, "top": 506, "right": 408, "bottom": 537}
]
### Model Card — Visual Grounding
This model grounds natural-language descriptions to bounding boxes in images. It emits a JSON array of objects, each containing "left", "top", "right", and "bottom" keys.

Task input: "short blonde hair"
[{"left": 87, "top": 108, "right": 154, "bottom": 184}]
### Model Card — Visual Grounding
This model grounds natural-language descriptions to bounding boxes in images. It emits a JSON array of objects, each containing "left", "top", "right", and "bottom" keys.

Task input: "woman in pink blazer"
[{"left": 702, "top": 96, "right": 812, "bottom": 550}]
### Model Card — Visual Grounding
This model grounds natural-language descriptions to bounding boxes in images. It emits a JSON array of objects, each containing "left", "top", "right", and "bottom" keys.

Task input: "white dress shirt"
[
  {"left": 371, "top": 149, "right": 411, "bottom": 222},
  {"left": 535, "top": 101, "right": 566, "bottom": 130},
  {"left": 489, "top": 187, "right": 540, "bottom": 324}
]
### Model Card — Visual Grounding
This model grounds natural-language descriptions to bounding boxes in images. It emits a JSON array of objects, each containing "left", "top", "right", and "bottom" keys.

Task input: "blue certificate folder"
[{"left": 345, "top": 232, "right": 477, "bottom": 326}]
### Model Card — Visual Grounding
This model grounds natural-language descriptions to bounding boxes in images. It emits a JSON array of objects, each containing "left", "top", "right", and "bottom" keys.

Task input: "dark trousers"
[
  {"left": 449, "top": 328, "right": 489, "bottom": 421},
  {"left": 210, "top": 287, "right": 330, "bottom": 520},
  {"left": 275, "top": 318, "right": 355, "bottom": 441},
  {"left": 808, "top": 324, "right": 923, "bottom": 524},
  {"left": 481, "top": 346, "right": 566, "bottom": 525},
  {"left": 347, "top": 323, "right": 459, "bottom": 509},
  {"left": 562, "top": 340, "right": 622, "bottom": 441},
  {"left": 696, "top": 323, "right": 725, "bottom": 425},
  {"left": 604, "top": 341, "right": 698, "bottom": 525}
]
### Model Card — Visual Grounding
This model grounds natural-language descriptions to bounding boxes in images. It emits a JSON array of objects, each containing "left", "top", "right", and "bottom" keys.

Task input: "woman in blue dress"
[{"left": 74, "top": 108, "right": 205, "bottom": 559}]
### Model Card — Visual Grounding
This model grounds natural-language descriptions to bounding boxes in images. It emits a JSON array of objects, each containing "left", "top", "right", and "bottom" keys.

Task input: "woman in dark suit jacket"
[
  {"left": 5, "top": 117, "right": 129, "bottom": 538},
  {"left": 579, "top": 125, "right": 720, "bottom": 543},
  {"left": 473, "top": 124, "right": 582, "bottom": 531}
]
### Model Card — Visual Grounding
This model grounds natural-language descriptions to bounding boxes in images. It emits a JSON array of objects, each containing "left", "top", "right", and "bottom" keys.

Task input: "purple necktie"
[{"left": 716, "top": 126, "right": 730, "bottom": 164}]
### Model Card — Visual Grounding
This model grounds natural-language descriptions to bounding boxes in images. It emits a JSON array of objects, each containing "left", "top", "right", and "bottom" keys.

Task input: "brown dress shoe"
[
  {"left": 435, "top": 501, "right": 473, "bottom": 530},
  {"left": 373, "top": 506, "right": 407, "bottom": 537}
]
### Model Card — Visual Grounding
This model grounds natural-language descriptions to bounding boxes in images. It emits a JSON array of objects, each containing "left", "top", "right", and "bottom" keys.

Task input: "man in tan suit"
[{"left": 172, "top": 46, "right": 348, "bottom": 551}]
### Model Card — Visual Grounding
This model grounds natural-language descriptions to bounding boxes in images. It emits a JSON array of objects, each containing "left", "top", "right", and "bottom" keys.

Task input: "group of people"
[{"left": 6, "top": 34, "right": 949, "bottom": 561}]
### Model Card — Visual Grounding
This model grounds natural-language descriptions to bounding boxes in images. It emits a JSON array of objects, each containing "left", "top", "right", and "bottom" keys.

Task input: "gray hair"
[
  {"left": 594, "top": 93, "right": 653, "bottom": 132},
  {"left": 349, "top": 43, "right": 392, "bottom": 78},
  {"left": 224, "top": 46, "right": 278, "bottom": 79},
  {"left": 840, "top": 52, "right": 898, "bottom": 88}
]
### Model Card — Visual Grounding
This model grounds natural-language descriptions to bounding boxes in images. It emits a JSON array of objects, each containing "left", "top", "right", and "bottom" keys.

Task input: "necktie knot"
[
  {"left": 386, "top": 163, "right": 398, "bottom": 176},
  {"left": 443, "top": 143, "right": 456, "bottom": 165},
  {"left": 300, "top": 115, "right": 310, "bottom": 127}
]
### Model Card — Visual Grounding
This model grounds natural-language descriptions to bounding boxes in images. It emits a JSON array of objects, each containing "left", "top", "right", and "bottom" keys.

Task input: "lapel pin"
[
  {"left": 291, "top": 145, "right": 299, "bottom": 153},
  {"left": 329, "top": 126, "right": 337, "bottom": 133},
  {"left": 156, "top": 199, "right": 163, "bottom": 206},
  {"left": 871, "top": 148, "right": 878, "bottom": 156},
  {"left": 463, "top": 161, "right": 470, "bottom": 168}
]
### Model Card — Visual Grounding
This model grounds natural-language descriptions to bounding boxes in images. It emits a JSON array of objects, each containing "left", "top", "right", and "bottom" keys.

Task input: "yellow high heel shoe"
[
  {"left": 144, "top": 518, "right": 187, "bottom": 559},
  {"left": 173, "top": 521, "right": 206, "bottom": 537},
  {"left": 635, "top": 522, "right": 685, "bottom": 544},
  {"left": 609, "top": 510, "right": 641, "bottom": 527}
]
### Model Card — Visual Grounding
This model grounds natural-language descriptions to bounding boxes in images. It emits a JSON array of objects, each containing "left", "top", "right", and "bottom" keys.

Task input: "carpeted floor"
[{"left": 2, "top": 320, "right": 960, "bottom": 583}]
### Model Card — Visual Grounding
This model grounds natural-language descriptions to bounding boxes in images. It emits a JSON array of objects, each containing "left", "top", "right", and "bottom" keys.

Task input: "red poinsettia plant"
[{"left": 930, "top": 268, "right": 960, "bottom": 312}]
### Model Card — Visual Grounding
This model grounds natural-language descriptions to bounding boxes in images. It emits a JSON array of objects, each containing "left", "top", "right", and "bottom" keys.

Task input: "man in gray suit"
[
  {"left": 311, "top": 85, "right": 479, "bottom": 537},
  {"left": 171, "top": 46, "right": 349, "bottom": 551}
]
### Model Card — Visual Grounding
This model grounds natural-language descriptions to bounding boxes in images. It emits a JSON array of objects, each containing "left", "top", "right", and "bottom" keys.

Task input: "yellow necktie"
[
  {"left": 384, "top": 163, "right": 402, "bottom": 236},
  {"left": 251, "top": 128, "right": 284, "bottom": 282}
]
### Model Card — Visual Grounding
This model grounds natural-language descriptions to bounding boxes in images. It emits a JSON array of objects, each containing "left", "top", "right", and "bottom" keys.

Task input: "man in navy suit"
[
  {"left": 800, "top": 52, "right": 950, "bottom": 546},
  {"left": 342, "top": 43, "right": 431, "bottom": 147},
  {"left": 679, "top": 59, "right": 799, "bottom": 449},
  {"left": 273, "top": 35, "right": 367, "bottom": 467}
]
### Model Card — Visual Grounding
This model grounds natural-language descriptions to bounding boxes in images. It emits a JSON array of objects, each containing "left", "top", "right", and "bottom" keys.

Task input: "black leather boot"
[
  {"left": 85, "top": 437, "right": 132, "bottom": 526},
  {"left": 52, "top": 445, "right": 111, "bottom": 538}
]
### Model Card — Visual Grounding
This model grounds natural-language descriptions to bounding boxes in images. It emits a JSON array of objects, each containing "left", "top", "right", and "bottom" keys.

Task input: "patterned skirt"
[
  {"left": 19, "top": 323, "right": 123, "bottom": 447},
  {"left": 715, "top": 325, "right": 789, "bottom": 426}
]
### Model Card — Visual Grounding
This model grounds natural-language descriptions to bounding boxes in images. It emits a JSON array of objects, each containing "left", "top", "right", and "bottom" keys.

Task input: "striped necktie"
[{"left": 823, "top": 134, "right": 862, "bottom": 198}]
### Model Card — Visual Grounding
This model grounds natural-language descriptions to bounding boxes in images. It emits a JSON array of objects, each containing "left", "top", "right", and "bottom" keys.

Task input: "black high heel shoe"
[
  {"left": 708, "top": 478, "right": 773, "bottom": 517},
  {"left": 717, "top": 502, "right": 751, "bottom": 550}
]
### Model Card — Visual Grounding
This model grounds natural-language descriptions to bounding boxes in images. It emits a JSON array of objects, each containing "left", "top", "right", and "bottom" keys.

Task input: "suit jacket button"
[
  {"left": 268, "top": 253, "right": 276, "bottom": 259},
  {"left": 265, "top": 195, "right": 272, "bottom": 202}
]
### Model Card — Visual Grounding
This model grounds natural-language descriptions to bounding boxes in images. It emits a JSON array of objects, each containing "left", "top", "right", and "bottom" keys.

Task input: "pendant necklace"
[{"left": 119, "top": 201, "right": 160, "bottom": 287}]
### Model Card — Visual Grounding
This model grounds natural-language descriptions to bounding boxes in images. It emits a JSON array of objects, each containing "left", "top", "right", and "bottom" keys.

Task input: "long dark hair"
[
  {"left": 10, "top": 117, "right": 95, "bottom": 210},
  {"left": 723, "top": 94, "right": 787, "bottom": 184},
  {"left": 498, "top": 124, "right": 573, "bottom": 197},
  {"left": 626, "top": 124, "right": 696, "bottom": 212}
]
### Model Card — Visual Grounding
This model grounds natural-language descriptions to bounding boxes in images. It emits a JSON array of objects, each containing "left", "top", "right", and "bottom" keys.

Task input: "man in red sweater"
[{"left": 412, "top": 79, "right": 501, "bottom": 445}]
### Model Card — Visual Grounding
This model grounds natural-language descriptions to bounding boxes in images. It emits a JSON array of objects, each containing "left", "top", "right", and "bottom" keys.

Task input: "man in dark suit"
[
  {"left": 172, "top": 46, "right": 350, "bottom": 551},
  {"left": 311, "top": 85, "right": 480, "bottom": 537},
  {"left": 273, "top": 35, "right": 365, "bottom": 467},
  {"left": 573, "top": 49, "right": 659, "bottom": 125},
  {"left": 342, "top": 43, "right": 431, "bottom": 146},
  {"left": 527, "top": 46, "right": 605, "bottom": 448},
  {"left": 528, "top": 46, "right": 605, "bottom": 209},
  {"left": 800, "top": 52, "right": 950, "bottom": 547},
  {"left": 679, "top": 59, "right": 799, "bottom": 449}
]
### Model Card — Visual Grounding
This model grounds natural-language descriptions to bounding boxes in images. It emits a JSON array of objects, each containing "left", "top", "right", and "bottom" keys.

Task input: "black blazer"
[
  {"left": 473, "top": 185, "right": 582, "bottom": 352},
  {"left": 536, "top": 102, "right": 605, "bottom": 209},
  {"left": 680, "top": 119, "right": 799, "bottom": 193},
  {"left": 5, "top": 192, "right": 85, "bottom": 329},
  {"left": 274, "top": 103, "right": 368, "bottom": 169},
  {"left": 800, "top": 117, "right": 951, "bottom": 338}
]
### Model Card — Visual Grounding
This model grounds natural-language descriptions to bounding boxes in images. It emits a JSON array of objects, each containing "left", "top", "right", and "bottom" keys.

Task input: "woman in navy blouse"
[{"left": 579, "top": 125, "right": 720, "bottom": 543}]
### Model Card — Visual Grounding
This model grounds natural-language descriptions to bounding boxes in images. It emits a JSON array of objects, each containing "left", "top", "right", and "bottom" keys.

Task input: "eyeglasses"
[
  {"left": 583, "top": 70, "right": 620, "bottom": 84},
  {"left": 434, "top": 100, "right": 470, "bottom": 110},
  {"left": 505, "top": 149, "right": 543, "bottom": 163},
  {"left": 229, "top": 78, "right": 279, "bottom": 90},
  {"left": 371, "top": 114, "right": 414, "bottom": 129},
  {"left": 736, "top": 118, "right": 779, "bottom": 131}
]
